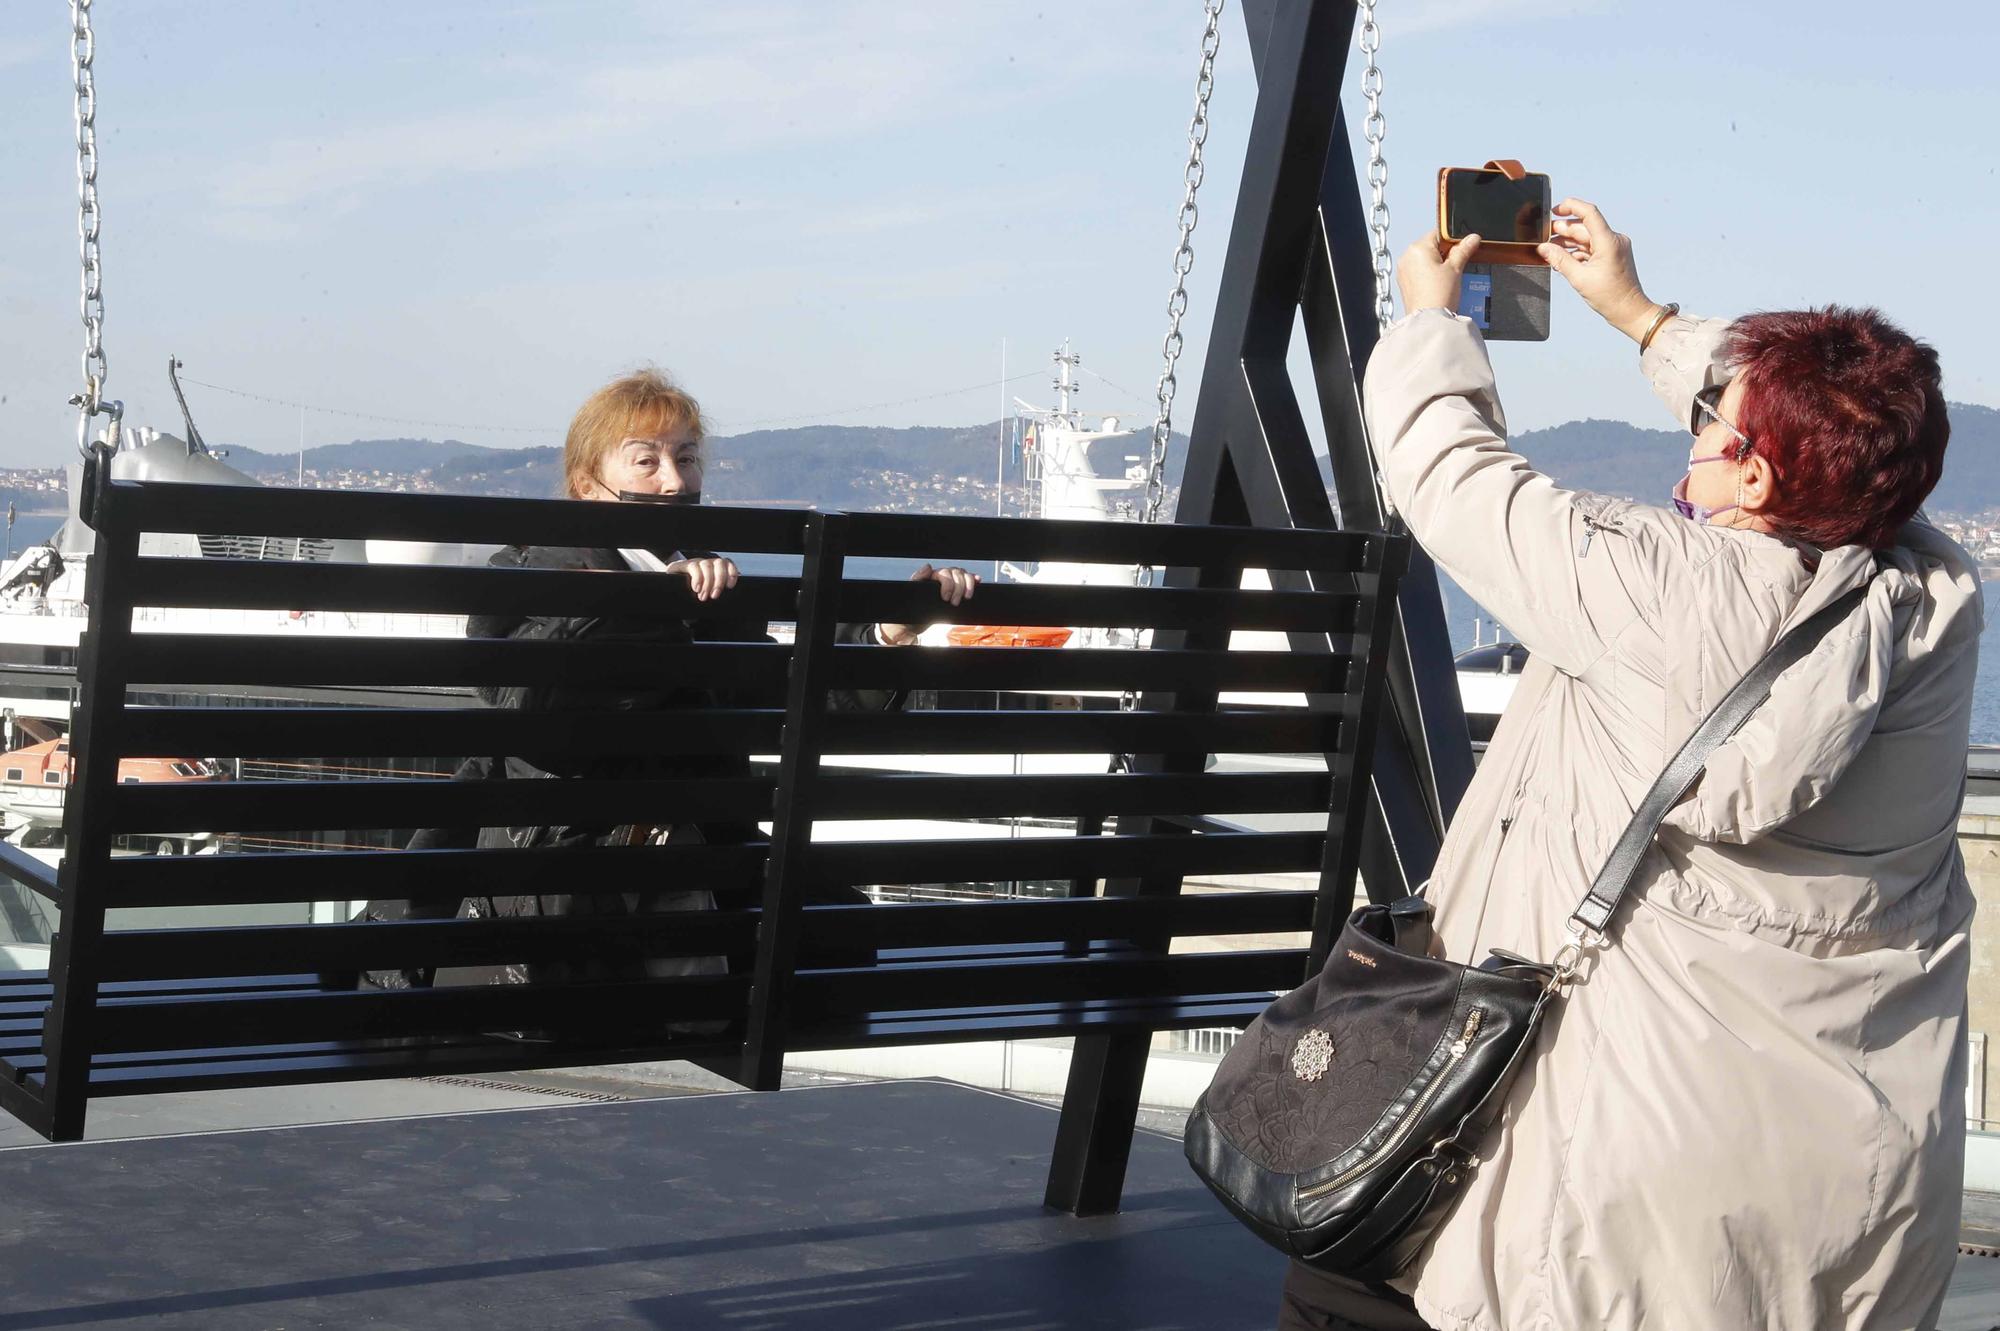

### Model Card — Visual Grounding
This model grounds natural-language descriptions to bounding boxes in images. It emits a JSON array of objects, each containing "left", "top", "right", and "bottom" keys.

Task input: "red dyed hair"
[{"left": 1727, "top": 307, "right": 1949, "bottom": 551}]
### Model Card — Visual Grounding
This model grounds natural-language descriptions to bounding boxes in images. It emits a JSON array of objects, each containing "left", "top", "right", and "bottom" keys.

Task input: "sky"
[{"left": 0, "top": 1, "right": 1993, "bottom": 470}]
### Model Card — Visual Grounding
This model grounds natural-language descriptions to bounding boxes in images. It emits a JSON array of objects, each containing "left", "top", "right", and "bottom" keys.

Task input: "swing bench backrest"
[{"left": 0, "top": 465, "right": 1405, "bottom": 1207}]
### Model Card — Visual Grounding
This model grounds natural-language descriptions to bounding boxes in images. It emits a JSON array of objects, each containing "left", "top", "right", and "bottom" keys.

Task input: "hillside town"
[
  {"left": 0, "top": 462, "right": 1168, "bottom": 523},
  {"left": 0, "top": 456, "right": 1987, "bottom": 567}
]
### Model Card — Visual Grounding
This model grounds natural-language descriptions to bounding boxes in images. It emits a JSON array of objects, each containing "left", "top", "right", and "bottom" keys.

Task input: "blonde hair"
[{"left": 562, "top": 367, "right": 707, "bottom": 499}]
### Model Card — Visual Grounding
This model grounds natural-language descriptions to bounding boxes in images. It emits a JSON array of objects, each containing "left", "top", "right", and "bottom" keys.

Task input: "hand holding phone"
[
  {"left": 1536, "top": 198, "right": 1659, "bottom": 342},
  {"left": 1397, "top": 231, "right": 1482, "bottom": 316}
]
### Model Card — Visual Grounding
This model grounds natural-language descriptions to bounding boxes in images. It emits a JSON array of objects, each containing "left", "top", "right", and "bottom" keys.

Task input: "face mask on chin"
[
  {"left": 1669, "top": 450, "right": 1740, "bottom": 524},
  {"left": 618, "top": 489, "right": 702, "bottom": 506},
  {"left": 1670, "top": 473, "right": 1737, "bottom": 524}
]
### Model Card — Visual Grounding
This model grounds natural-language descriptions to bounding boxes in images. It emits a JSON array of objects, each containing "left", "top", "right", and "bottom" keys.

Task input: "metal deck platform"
[
  {"left": 0, "top": 1078, "right": 1291, "bottom": 1329},
  {"left": 3, "top": 1076, "right": 1996, "bottom": 1329}
]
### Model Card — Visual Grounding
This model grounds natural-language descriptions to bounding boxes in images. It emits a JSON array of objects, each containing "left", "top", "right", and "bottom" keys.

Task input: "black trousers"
[{"left": 1276, "top": 1262, "right": 1433, "bottom": 1331}]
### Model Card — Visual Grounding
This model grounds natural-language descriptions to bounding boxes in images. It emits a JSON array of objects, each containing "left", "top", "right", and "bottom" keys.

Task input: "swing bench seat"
[{"left": 0, "top": 462, "right": 1404, "bottom": 1213}]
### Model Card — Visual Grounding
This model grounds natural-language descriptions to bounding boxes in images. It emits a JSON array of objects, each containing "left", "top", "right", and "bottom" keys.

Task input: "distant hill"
[
  {"left": 207, "top": 403, "right": 1994, "bottom": 514},
  {"left": 332, "top": 423, "right": 1190, "bottom": 510},
  {"left": 710, "top": 423, "right": 1185, "bottom": 509},
  {"left": 225, "top": 437, "right": 509, "bottom": 476}
]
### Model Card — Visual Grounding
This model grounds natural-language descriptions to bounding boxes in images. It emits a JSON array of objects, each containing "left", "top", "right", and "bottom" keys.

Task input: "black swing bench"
[{"left": 0, "top": 463, "right": 1405, "bottom": 1214}]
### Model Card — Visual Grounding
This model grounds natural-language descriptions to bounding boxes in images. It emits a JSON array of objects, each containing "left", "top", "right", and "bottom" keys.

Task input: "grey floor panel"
[{"left": 0, "top": 1079, "right": 1286, "bottom": 1330}]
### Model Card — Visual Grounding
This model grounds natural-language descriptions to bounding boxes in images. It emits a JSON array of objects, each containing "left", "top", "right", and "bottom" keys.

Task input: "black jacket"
[{"left": 363, "top": 542, "right": 890, "bottom": 988}]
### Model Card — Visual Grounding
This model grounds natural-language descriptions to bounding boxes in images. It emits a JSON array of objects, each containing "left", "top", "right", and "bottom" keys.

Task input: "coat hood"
[{"left": 1664, "top": 518, "right": 1983, "bottom": 844}]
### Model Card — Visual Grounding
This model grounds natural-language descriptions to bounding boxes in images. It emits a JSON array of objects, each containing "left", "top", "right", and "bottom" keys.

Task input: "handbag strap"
[{"left": 1567, "top": 584, "right": 1868, "bottom": 937}]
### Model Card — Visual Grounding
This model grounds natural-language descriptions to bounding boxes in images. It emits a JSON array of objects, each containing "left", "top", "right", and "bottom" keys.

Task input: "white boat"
[{"left": 1453, "top": 637, "right": 1526, "bottom": 744}]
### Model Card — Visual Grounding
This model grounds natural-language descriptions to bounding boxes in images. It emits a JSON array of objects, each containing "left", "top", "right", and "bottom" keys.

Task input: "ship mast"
[{"left": 1050, "top": 340, "right": 1081, "bottom": 427}]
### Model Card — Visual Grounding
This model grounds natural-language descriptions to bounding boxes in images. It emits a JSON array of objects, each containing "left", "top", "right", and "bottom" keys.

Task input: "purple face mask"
[{"left": 1670, "top": 451, "right": 1739, "bottom": 523}]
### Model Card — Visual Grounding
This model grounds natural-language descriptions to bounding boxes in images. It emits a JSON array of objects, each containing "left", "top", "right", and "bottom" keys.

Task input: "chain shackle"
[
  {"left": 70, "top": 0, "right": 114, "bottom": 457},
  {"left": 1357, "top": 0, "right": 1393, "bottom": 332}
]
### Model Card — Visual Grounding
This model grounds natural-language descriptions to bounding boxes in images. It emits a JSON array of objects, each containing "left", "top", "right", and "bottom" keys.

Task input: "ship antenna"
[{"left": 166, "top": 357, "right": 215, "bottom": 458}]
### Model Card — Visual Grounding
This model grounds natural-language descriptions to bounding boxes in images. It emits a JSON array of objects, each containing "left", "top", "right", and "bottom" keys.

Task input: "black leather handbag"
[{"left": 1183, "top": 587, "right": 1865, "bottom": 1280}]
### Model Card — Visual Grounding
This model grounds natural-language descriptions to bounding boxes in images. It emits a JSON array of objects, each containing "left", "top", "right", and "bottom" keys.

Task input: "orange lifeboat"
[
  {"left": 945, "top": 625, "right": 1074, "bottom": 648},
  {"left": 0, "top": 737, "right": 225, "bottom": 828}
]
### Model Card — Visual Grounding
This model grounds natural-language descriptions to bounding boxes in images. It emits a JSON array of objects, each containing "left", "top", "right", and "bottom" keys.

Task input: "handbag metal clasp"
[{"left": 1549, "top": 921, "right": 1604, "bottom": 989}]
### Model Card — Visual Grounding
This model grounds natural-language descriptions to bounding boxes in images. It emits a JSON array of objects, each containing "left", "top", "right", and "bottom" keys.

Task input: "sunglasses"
[{"left": 1692, "top": 390, "right": 1754, "bottom": 458}]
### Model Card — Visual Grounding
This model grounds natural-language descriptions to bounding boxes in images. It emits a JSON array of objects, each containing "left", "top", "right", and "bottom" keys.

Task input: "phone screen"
[{"left": 1443, "top": 171, "right": 1551, "bottom": 243}]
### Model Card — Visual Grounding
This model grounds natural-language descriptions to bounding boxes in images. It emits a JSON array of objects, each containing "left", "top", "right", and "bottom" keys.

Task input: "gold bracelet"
[{"left": 1638, "top": 302, "right": 1680, "bottom": 354}]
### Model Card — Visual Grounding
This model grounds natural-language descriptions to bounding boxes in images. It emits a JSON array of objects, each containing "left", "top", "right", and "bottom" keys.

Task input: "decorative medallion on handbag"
[
  {"left": 1183, "top": 587, "right": 1866, "bottom": 1280},
  {"left": 1290, "top": 1030, "right": 1334, "bottom": 1082}
]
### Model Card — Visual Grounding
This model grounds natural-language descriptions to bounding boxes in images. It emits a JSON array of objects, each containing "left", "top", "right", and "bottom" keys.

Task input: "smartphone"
[{"left": 1437, "top": 166, "right": 1552, "bottom": 266}]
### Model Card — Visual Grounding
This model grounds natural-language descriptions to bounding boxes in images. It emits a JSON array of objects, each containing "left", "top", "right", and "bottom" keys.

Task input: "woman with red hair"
[{"left": 1282, "top": 202, "right": 1977, "bottom": 1331}]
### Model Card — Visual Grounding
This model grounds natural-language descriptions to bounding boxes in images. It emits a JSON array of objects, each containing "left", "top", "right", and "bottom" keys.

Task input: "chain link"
[
  {"left": 1358, "top": 0, "right": 1393, "bottom": 331},
  {"left": 1138, "top": 0, "right": 1223, "bottom": 567},
  {"left": 68, "top": 0, "right": 117, "bottom": 456},
  {"left": 1117, "top": 0, "right": 1224, "bottom": 745}
]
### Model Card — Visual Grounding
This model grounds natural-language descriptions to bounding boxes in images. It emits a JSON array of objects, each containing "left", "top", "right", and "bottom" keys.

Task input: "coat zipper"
[
  {"left": 1297, "top": 1007, "right": 1487, "bottom": 1201},
  {"left": 1575, "top": 510, "right": 1623, "bottom": 558}
]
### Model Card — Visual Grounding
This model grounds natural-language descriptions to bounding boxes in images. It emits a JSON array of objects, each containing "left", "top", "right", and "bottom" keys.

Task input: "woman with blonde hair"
[{"left": 355, "top": 367, "right": 977, "bottom": 992}]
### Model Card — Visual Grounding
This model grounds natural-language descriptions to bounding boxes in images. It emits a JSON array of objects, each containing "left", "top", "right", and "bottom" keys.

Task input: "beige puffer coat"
[{"left": 1361, "top": 308, "right": 1979, "bottom": 1331}]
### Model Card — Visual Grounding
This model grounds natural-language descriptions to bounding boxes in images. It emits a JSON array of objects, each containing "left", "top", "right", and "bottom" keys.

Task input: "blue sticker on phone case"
[{"left": 1458, "top": 272, "right": 1493, "bottom": 329}]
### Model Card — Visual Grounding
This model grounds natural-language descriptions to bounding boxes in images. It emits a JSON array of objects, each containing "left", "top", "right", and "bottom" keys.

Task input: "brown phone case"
[{"left": 1436, "top": 161, "right": 1550, "bottom": 267}]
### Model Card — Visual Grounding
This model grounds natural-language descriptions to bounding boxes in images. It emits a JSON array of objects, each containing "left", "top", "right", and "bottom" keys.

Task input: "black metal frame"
[{"left": 1045, "top": 0, "right": 1477, "bottom": 1214}]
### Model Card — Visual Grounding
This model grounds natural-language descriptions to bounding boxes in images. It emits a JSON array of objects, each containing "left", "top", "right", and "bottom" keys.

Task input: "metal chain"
[
  {"left": 1117, "top": 0, "right": 1224, "bottom": 751},
  {"left": 1359, "top": 0, "right": 1393, "bottom": 331},
  {"left": 68, "top": 0, "right": 118, "bottom": 457},
  {"left": 1139, "top": 0, "right": 1223, "bottom": 557}
]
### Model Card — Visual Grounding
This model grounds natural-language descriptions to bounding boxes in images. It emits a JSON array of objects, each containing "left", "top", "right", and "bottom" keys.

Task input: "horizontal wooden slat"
[
  {"left": 798, "top": 891, "right": 1315, "bottom": 950},
  {"left": 126, "top": 559, "right": 804, "bottom": 621},
  {"left": 113, "top": 706, "right": 787, "bottom": 761},
  {"left": 88, "top": 974, "right": 753, "bottom": 1053},
  {"left": 97, "top": 482, "right": 1396, "bottom": 574},
  {"left": 101, "top": 480, "right": 809, "bottom": 552},
  {"left": 100, "top": 843, "right": 773, "bottom": 909},
  {"left": 95, "top": 892, "right": 1316, "bottom": 985},
  {"left": 788, "top": 994, "right": 1273, "bottom": 1051},
  {"left": 823, "top": 645, "right": 1352, "bottom": 693},
  {"left": 792, "top": 948, "right": 1303, "bottom": 1014},
  {"left": 3, "top": 1029, "right": 537, "bottom": 1076},
  {"left": 123, "top": 634, "right": 792, "bottom": 690},
  {"left": 832, "top": 579, "right": 1361, "bottom": 633},
  {"left": 110, "top": 776, "right": 774, "bottom": 833},
  {"left": 124, "top": 560, "right": 1369, "bottom": 637},
  {"left": 96, "top": 911, "right": 765, "bottom": 982},
  {"left": 110, "top": 705, "right": 1335, "bottom": 763},
  {"left": 837, "top": 510, "right": 1383, "bottom": 571},
  {"left": 811, "top": 772, "right": 1333, "bottom": 821},
  {"left": 76, "top": 1033, "right": 745, "bottom": 1097},
  {"left": 817, "top": 709, "right": 1340, "bottom": 756},
  {"left": 808, "top": 830, "right": 1327, "bottom": 885},
  {"left": 1, "top": 974, "right": 334, "bottom": 1007}
]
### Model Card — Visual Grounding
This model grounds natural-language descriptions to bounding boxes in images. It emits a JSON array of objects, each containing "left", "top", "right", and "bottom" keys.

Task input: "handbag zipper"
[{"left": 1297, "top": 1007, "right": 1486, "bottom": 1201}]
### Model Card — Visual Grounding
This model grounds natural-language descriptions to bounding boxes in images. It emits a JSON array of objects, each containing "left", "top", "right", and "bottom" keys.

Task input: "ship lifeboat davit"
[{"left": 945, "top": 625, "right": 1074, "bottom": 648}]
